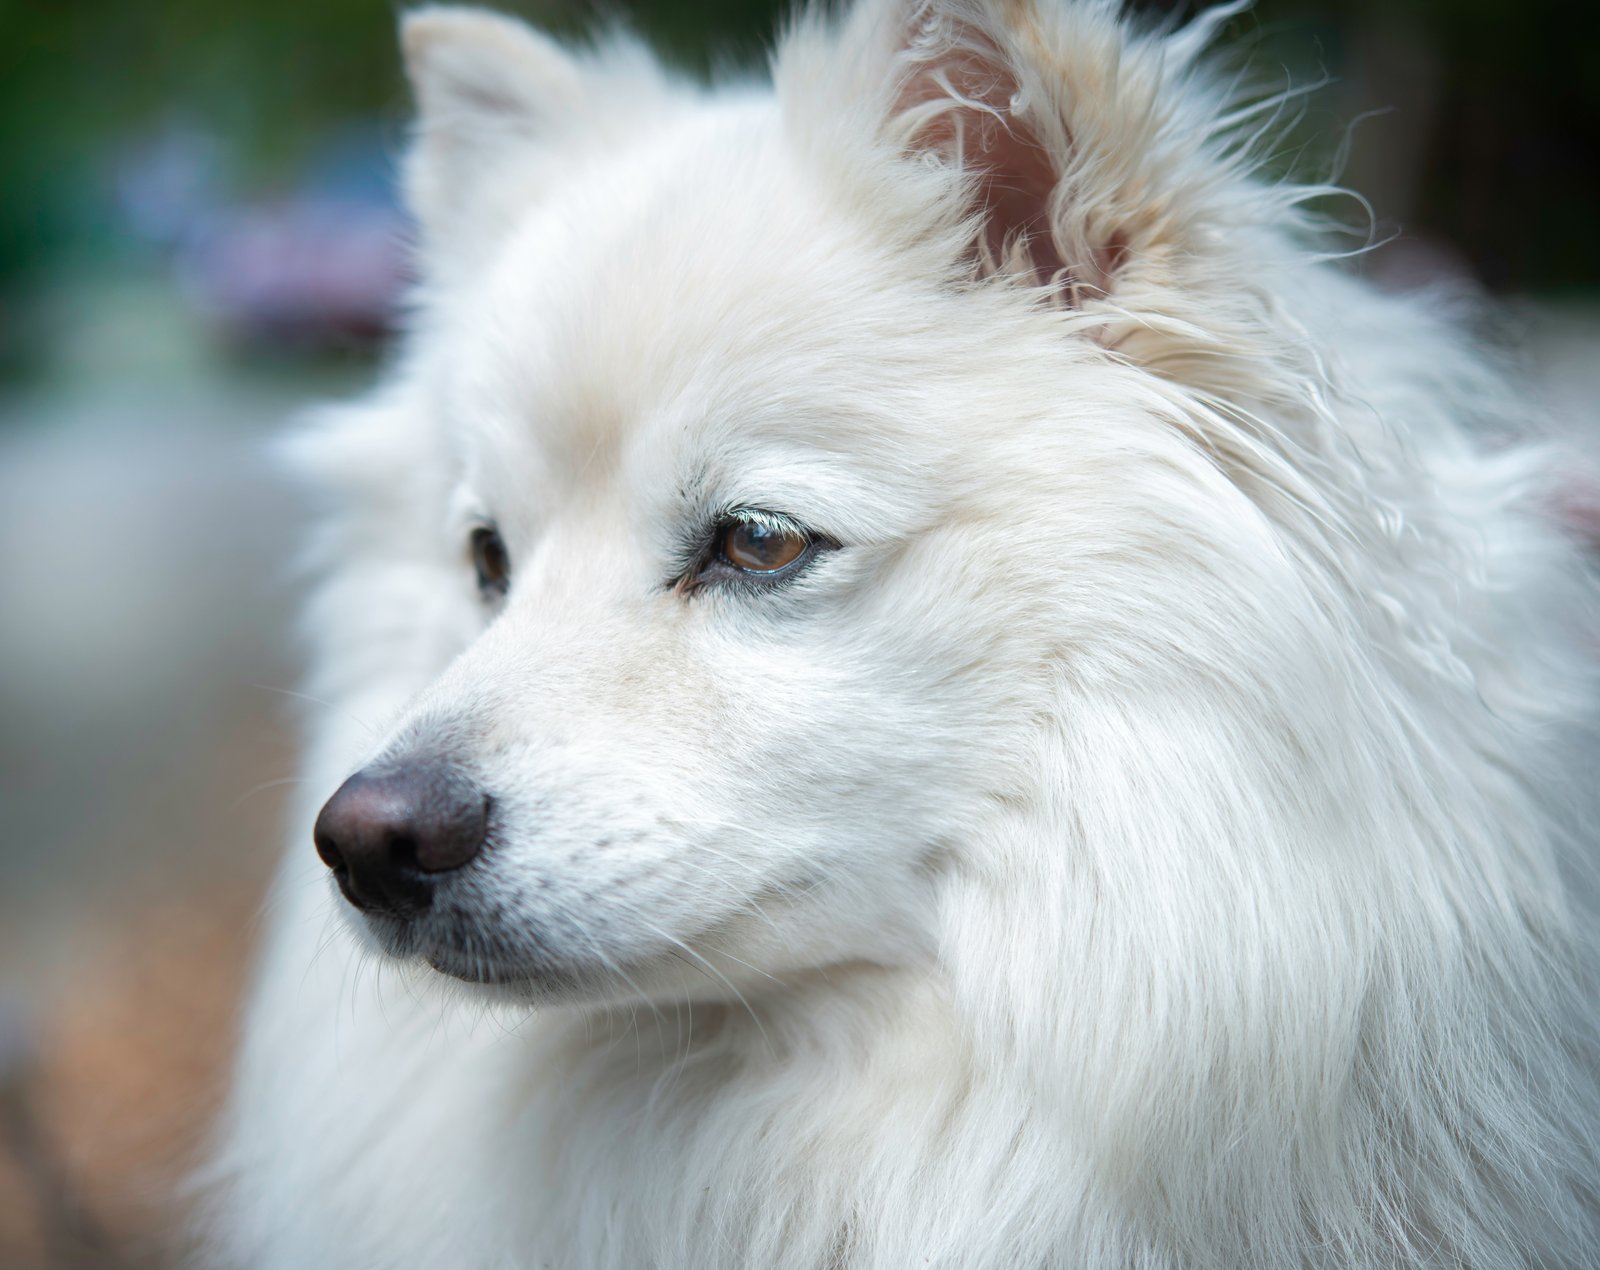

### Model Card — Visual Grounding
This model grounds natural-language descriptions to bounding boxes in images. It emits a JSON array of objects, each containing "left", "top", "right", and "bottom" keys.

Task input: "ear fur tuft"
[
  {"left": 398, "top": 7, "right": 689, "bottom": 285},
  {"left": 401, "top": 6, "right": 582, "bottom": 125},
  {"left": 869, "top": 0, "right": 1253, "bottom": 307},
  {"left": 399, "top": 6, "right": 586, "bottom": 281},
  {"left": 892, "top": 8, "right": 1082, "bottom": 290}
]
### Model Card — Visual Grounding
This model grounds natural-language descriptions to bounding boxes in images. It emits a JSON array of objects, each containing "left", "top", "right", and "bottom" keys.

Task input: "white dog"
[{"left": 207, "top": 1, "right": 1600, "bottom": 1265}]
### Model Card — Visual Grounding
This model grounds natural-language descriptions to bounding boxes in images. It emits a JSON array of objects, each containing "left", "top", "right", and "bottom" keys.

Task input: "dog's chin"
[
  {"left": 335, "top": 888, "right": 794, "bottom": 1010},
  {"left": 420, "top": 948, "right": 581, "bottom": 1003},
  {"left": 341, "top": 903, "right": 589, "bottom": 1003}
]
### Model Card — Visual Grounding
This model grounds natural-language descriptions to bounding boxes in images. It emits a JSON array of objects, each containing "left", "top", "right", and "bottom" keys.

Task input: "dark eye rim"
[
  {"left": 469, "top": 524, "right": 511, "bottom": 599},
  {"left": 678, "top": 508, "right": 837, "bottom": 595}
]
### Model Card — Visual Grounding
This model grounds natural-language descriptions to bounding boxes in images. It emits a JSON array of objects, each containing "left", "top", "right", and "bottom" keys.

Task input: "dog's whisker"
[{"left": 626, "top": 916, "right": 774, "bottom": 1057}]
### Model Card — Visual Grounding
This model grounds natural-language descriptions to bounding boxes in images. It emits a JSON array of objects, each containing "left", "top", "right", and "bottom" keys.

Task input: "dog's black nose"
[{"left": 313, "top": 765, "right": 488, "bottom": 916}]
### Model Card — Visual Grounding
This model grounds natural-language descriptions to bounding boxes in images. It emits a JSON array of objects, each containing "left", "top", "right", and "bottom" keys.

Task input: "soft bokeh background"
[{"left": 1, "top": 1, "right": 1596, "bottom": 1265}]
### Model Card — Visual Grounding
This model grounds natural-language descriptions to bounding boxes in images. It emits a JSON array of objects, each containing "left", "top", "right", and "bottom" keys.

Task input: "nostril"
[
  {"left": 385, "top": 831, "right": 422, "bottom": 875},
  {"left": 313, "top": 829, "right": 346, "bottom": 875}
]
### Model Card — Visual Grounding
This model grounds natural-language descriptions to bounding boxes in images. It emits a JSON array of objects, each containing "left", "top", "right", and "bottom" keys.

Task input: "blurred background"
[{"left": 0, "top": 0, "right": 1596, "bottom": 1265}]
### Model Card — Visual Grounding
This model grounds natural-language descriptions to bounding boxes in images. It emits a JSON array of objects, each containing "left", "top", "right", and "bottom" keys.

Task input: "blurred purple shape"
[
  {"left": 113, "top": 122, "right": 415, "bottom": 349},
  {"left": 179, "top": 194, "right": 412, "bottom": 345}
]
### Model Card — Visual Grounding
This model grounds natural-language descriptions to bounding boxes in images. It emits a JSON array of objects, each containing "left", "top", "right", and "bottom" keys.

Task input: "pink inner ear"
[{"left": 895, "top": 21, "right": 1077, "bottom": 293}]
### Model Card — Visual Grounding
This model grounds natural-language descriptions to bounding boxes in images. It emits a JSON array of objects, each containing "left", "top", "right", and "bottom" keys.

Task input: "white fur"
[{"left": 205, "top": 2, "right": 1600, "bottom": 1265}]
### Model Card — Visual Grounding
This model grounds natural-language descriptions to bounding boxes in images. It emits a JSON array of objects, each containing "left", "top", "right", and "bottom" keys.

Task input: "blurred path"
[{"left": 0, "top": 275, "right": 363, "bottom": 1263}]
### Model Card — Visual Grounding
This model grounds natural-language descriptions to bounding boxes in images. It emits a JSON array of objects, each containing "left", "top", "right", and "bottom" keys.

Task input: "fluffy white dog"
[{"left": 208, "top": 1, "right": 1600, "bottom": 1265}]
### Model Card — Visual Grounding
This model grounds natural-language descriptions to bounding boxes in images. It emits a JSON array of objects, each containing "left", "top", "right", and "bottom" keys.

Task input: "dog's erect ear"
[
  {"left": 886, "top": 1, "right": 1087, "bottom": 293},
  {"left": 401, "top": 8, "right": 688, "bottom": 283},
  {"left": 860, "top": 0, "right": 1246, "bottom": 305},
  {"left": 400, "top": 7, "right": 586, "bottom": 277}
]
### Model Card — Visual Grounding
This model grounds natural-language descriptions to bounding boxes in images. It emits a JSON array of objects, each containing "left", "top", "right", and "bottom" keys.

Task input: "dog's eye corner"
[{"left": 470, "top": 525, "right": 511, "bottom": 600}]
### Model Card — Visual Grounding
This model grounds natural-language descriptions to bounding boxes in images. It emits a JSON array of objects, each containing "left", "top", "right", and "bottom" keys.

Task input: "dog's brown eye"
[
  {"left": 470, "top": 526, "right": 510, "bottom": 598},
  {"left": 719, "top": 519, "right": 808, "bottom": 574}
]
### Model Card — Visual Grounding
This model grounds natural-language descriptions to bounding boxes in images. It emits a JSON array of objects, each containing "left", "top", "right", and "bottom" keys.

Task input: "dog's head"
[{"left": 303, "top": 0, "right": 1466, "bottom": 1017}]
